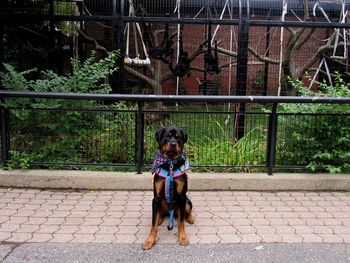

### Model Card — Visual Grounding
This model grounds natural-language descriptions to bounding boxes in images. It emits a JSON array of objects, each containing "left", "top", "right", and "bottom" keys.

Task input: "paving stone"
[
  {"left": 323, "top": 218, "right": 343, "bottom": 226},
  {"left": 233, "top": 219, "right": 252, "bottom": 226},
  {"left": 0, "top": 216, "right": 9, "bottom": 224},
  {"left": 236, "top": 225, "right": 256, "bottom": 234},
  {"left": 113, "top": 234, "right": 137, "bottom": 243},
  {"left": 92, "top": 234, "right": 116, "bottom": 243},
  {"left": 62, "top": 217, "right": 84, "bottom": 226},
  {"left": 251, "top": 218, "right": 271, "bottom": 226},
  {"left": 338, "top": 234, "right": 350, "bottom": 243},
  {"left": 117, "top": 226, "right": 139, "bottom": 234},
  {"left": 197, "top": 234, "right": 221, "bottom": 244},
  {"left": 0, "top": 223, "right": 20, "bottom": 232},
  {"left": 77, "top": 226, "right": 99, "bottom": 234},
  {"left": 1, "top": 188, "right": 350, "bottom": 245},
  {"left": 312, "top": 226, "right": 334, "bottom": 234},
  {"left": 318, "top": 234, "right": 344, "bottom": 243},
  {"left": 0, "top": 210, "right": 17, "bottom": 216},
  {"left": 275, "top": 226, "right": 296, "bottom": 234},
  {"left": 255, "top": 226, "right": 276, "bottom": 234},
  {"left": 80, "top": 218, "right": 103, "bottom": 226},
  {"left": 268, "top": 218, "right": 288, "bottom": 226},
  {"left": 305, "top": 219, "right": 325, "bottom": 226},
  {"left": 100, "top": 218, "right": 122, "bottom": 226},
  {"left": 6, "top": 233, "right": 32, "bottom": 242},
  {"left": 0, "top": 232, "right": 12, "bottom": 241},
  {"left": 7, "top": 216, "right": 29, "bottom": 224},
  {"left": 196, "top": 226, "right": 217, "bottom": 234},
  {"left": 156, "top": 234, "right": 178, "bottom": 244},
  {"left": 282, "top": 234, "right": 303, "bottom": 243},
  {"left": 36, "top": 225, "right": 60, "bottom": 233},
  {"left": 71, "top": 234, "right": 95, "bottom": 243},
  {"left": 300, "top": 234, "right": 323, "bottom": 243},
  {"left": 195, "top": 218, "right": 215, "bottom": 226},
  {"left": 239, "top": 234, "right": 262, "bottom": 243},
  {"left": 213, "top": 218, "right": 233, "bottom": 226},
  {"left": 29, "top": 233, "right": 53, "bottom": 242},
  {"left": 218, "top": 234, "right": 241, "bottom": 243},
  {"left": 49, "top": 233, "right": 74, "bottom": 243},
  {"left": 56, "top": 226, "right": 79, "bottom": 234},
  {"left": 259, "top": 233, "right": 282, "bottom": 243},
  {"left": 293, "top": 226, "right": 314, "bottom": 234},
  {"left": 15, "top": 224, "right": 40, "bottom": 233},
  {"left": 45, "top": 217, "right": 65, "bottom": 225},
  {"left": 332, "top": 226, "right": 350, "bottom": 234}
]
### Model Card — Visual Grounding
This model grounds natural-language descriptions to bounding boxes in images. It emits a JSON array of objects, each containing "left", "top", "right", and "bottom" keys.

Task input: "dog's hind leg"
[
  {"left": 185, "top": 197, "right": 195, "bottom": 224},
  {"left": 142, "top": 196, "right": 162, "bottom": 250}
]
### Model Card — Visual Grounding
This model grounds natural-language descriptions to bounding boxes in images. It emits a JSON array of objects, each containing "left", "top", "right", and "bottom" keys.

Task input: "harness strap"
[{"left": 155, "top": 161, "right": 187, "bottom": 231}]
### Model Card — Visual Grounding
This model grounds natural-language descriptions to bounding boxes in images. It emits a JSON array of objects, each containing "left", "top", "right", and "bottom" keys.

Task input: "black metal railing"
[
  {"left": 2, "top": 0, "right": 350, "bottom": 97},
  {"left": 0, "top": 90, "right": 349, "bottom": 174}
]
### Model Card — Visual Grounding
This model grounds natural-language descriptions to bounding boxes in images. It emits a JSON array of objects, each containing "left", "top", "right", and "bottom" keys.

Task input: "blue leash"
[{"left": 166, "top": 162, "right": 176, "bottom": 231}]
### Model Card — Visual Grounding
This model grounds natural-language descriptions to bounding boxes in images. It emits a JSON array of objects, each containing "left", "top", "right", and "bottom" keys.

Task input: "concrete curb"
[{"left": 0, "top": 170, "right": 349, "bottom": 191}]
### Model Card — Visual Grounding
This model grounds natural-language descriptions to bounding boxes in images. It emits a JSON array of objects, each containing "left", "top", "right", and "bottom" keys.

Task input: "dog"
[{"left": 142, "top": 126, "right": 195, "bottom": 250}]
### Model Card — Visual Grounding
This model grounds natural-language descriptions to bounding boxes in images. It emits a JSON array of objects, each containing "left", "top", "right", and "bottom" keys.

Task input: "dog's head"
[{"left": 155, "top": 126, "right": 188, "bottom": 160}]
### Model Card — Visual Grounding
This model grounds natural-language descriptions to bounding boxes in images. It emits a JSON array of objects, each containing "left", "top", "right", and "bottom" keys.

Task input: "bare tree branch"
[
  {"left": 124, "top": 65, "right": 161, "bottom": 89},
  {"left": 76, "top": 28, "right": 111, "bottom": 55},
  {"left": 248, "top": 46, "right": 279, "bottom": 64}
]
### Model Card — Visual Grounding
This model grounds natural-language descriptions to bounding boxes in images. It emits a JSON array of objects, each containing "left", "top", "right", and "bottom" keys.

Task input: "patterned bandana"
[{"left": 151, "top": 150, "right": 190, "bottom": 172}]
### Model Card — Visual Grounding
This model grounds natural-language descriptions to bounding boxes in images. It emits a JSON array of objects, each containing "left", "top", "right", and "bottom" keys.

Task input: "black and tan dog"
[{"left": 143, "top": 126, "right": 195, "bottom": 250}]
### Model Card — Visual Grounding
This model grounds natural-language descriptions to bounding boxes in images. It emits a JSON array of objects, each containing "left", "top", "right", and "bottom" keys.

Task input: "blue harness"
[{"left": 154, "top": 158, "right": 189, "bottom": 231}]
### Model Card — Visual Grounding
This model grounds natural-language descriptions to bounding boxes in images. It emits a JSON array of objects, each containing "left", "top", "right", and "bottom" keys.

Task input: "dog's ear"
[
  {"left": 155, "top": 127, "right": 166, "bottom": 146},
  {"left": 181, "top": 129, "right": 188, "bottom": 144}
]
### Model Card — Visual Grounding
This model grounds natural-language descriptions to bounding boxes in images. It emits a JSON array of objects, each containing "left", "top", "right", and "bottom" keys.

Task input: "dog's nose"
[
  {"left": 170, "top": 141, "right": 177, "bottom": 147},
  {"left": 169, "top": 138, "right": 177, "bottom": 147}
]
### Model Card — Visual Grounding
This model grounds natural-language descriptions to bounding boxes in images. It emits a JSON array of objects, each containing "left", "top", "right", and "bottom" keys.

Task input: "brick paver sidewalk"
[{"left": 0, "top": 188, "right": 349, "bottom": 244}]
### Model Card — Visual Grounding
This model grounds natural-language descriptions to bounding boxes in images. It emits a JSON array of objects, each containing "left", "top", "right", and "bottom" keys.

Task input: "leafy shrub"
[
  {"left": 277, "top": 75, "right": 350, "bottom": 173},
  {"left": 0, "top": 51, "right": 139, "bottom": 167}
]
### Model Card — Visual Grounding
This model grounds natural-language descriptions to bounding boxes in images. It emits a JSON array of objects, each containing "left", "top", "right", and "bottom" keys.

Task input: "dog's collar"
[
  {"left": 154, "top": 165, "right": 187, "bottom": 178},
  {"left": 151, "top": 150, "right": 189, "bottom": 173}
]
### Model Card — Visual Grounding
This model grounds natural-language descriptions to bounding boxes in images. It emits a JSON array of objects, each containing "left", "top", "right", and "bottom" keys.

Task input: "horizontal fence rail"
[
  {"left": 0, "top": 91, "right": 349, "bottom": 175},
  {"left": 1, "top": 90, "right": 350, "bottom": 103},
  {"left": 3, "top": 14, "right": 350, "bottom": 29}
]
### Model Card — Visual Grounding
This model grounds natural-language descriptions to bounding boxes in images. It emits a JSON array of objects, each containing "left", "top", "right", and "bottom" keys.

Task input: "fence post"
[
  {"left": 113, "top": 0, "right": 125, "bottom": 93},
  {"left": 136, "top": 101, "right": 144, "bottom": 174},
  {"left": 267, "top": 103, "right": 278, "bottom": 175},
  {"left": 0, "top": 108, "right": 10, "bottom": 166},
  {"left": 236, "top": 0, "right": 250, "bottom": 139}
]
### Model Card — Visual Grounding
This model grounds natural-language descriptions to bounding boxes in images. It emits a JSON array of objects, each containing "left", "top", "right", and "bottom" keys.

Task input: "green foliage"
[
  {"left": 1, "top": 50, "right": 119, "bottom": 94},
  {"left": 54, "top": 0, "right": 80, "bottom": 36},
  {"left": 277, "top": 74, "right": 350, "bottom": 173},
  {"left": 142, "top": 113, "right": 267, "bottom": 172},
  {"left": 0, "top": 51, "right": 137, "bottom": 168},
  {"left": 6, "top": 150, "right": 39, "bottom": 170}
]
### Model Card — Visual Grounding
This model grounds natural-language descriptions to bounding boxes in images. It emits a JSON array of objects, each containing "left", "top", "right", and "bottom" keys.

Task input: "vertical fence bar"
[
  {"left": 0, "top": 108, "right": 10, "bottom": 166},
  {"left": 136, "top": 101, "right": 144, "bottom": 174},
  {"left": 263, "top": 26, "right": 270, "bottom": 96},
  {"left": 236, "top": 0, "right": 250, "bottom": 139},
  {"left": 114, "top": 0, "right": 125, "bottom": 93},
  {"left": 267, "top": 103, "right": 278, "bottom": 175}
]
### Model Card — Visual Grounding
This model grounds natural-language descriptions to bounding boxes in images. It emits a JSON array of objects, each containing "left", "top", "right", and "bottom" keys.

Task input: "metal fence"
[
  {"left": 2, "top": 0, "right": 350, "bottom": 96},
  {"left": 1, "top": 90, "right": 349, "bottom": 174}
]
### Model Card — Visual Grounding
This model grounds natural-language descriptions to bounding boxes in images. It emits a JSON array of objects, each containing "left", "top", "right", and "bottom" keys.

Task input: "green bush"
[
  {"left": 277, "top": 75, "right": 350, "bottom": 173},
  {"left": 0, "top": 51, "right": 139, "bottom": 167}
]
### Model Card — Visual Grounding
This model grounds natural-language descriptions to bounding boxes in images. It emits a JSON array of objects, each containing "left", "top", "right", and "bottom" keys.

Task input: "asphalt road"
[{"left": 1, "top": 243, "right": 350, "bottom": 263}]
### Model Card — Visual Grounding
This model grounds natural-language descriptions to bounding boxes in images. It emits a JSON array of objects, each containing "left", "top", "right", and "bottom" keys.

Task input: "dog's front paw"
[
  {"left": 142, "top": 237, "right": 156, "bottom": 250},
  {"left": 178, "top": 233, "right": 189, "bottom": 246}
]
